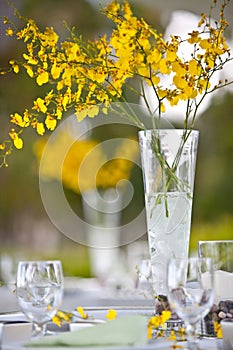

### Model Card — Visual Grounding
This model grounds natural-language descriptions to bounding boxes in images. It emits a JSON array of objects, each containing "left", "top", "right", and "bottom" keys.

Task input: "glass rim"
[
  {"left": 18, "top": 260, "right": 62, "bottom": 265},
  {"left": 138, "top": 129, "right": 199, "bottom": 134},
  {"left": 199, "top": 240, "right": 233, "bottom": 244}
]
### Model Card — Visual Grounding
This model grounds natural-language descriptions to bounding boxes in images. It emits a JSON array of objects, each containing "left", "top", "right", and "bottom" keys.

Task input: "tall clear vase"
[
  {"left": 138, "top": 129, "right": 199, "bottom": 299},
  {"left": 82, "top": 188, "right": 122, "bottom": 283}
]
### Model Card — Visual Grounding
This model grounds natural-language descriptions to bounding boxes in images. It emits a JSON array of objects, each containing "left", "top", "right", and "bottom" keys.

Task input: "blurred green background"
[{"left": 0, "top": 0, "right": 232, "bottom": 279}]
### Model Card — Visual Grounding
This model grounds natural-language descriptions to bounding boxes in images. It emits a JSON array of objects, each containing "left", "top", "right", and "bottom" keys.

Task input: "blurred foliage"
[
  {"left": 194, "top": 93, "right": 233, "bottom": 221},
  {"left": 190, "top": 215, "right": 233, "bottom": 252},
  {"left": 189, "top": 92, "right": 233, "bottom": 252},
  {"left": 0, "top": 0, "right": 232, "bottom": 275},
  {"left": 42, "top": 245, "right": 91, "bottom": 277},
  {"left": 0, "top": 243, "right": 91, "bottom": 280}
]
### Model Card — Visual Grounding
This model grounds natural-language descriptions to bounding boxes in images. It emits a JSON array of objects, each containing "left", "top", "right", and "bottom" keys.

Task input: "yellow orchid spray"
[{"left": 0, "top": 0, "right": 232, "bottom": 168}]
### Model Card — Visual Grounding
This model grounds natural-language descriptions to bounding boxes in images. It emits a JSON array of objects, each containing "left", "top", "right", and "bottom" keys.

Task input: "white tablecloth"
[{"left": 0, "top": 310, "right": 224, "bottom": 350}]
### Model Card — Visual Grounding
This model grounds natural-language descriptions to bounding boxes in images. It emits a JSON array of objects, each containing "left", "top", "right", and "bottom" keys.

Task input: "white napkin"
[
  {"left": 0, "top": 322, "right": 32, "bottom": 345},
  {"left": 26, "top": 315, "right": 148, "bottom": 348}
]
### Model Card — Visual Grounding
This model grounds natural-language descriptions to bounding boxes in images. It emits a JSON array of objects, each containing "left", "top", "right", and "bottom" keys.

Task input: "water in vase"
[{"left": 145, "top": 191, "right": 192, "bottom": 296}]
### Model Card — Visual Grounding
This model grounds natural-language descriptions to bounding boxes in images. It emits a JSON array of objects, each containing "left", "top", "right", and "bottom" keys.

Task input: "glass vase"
[
  {"left": 138, "top": 129, "right": 199, "bottom": 299},
  {"left": 82, "top": 188, "right": 122, "bottom": 283}
]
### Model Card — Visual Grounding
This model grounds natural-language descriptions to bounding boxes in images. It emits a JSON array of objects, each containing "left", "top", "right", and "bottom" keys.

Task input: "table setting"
[
  {"left": 0, "top": 309, "right": 227, "bottom": 350},
  {"left": 1, "top": 250, "right": 233, "bottom": 350},
  {"left": 0, "top": 0, "right": 233, "bottom": 349}
]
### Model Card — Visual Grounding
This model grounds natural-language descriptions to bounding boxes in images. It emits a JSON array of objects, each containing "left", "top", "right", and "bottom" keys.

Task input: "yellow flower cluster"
[
  {"left": 34, "top": 131, "right": 138, "bottom": 193},
  {"left": 147, "top": 310, "right": 171, "bottom": 339},
  {"left": 0, "top": 0, "right": 232, "bottom": 167},
  {"left": 52, "top": 310, "right": 73, "bottom": 327}
]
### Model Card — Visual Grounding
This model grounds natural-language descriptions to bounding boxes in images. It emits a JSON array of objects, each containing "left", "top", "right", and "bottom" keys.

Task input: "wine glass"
[
  {"left": 16, "top": 260, "right": 63, "bottom": 337},
  {"left": 167, "top": 257, "right": 214, "bottom": 349}
]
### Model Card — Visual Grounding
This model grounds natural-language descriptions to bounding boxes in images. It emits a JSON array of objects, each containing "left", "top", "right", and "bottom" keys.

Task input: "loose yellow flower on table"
[
  {"left": 76, "top": 307, "right": 89, "bottom": 320},
  {"left": 106, "top": 309, "right": 117, "bottom": 320},
  {"left": 52, "top": 310, "right": 74, "bottom": 327}
]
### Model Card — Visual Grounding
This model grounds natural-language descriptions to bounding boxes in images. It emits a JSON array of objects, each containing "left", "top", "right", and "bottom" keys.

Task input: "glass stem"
[
  {"left": 32, "top": 322, "right": 46, "bottom": 337},
  {"left": 186, "top": 322, "right": 199, "bottom": 349}
]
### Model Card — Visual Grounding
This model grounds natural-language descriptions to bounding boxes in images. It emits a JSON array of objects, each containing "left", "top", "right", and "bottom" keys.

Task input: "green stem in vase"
[{"left": 149, "top": 128, "right": 195, "bottom": 217}]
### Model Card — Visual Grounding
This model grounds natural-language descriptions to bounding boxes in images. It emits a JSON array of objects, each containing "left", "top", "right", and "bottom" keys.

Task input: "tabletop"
[
  {"left": 0, "top": 309, "right": 225, "bottom": 350},
  {"left": 0, "top": 279, "right": 228, "bottom": 350}
]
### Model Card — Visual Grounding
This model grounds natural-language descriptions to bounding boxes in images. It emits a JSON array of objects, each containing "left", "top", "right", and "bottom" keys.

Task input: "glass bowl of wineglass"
[
  {"left": 16, "top": 260, "right": 63, "bottom": 337},
  {"left": 167, "top": 257, "right": 214, "bottom": 349}
]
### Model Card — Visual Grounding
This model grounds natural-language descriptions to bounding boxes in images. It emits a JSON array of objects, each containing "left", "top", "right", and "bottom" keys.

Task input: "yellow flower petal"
[
  {"left": 36, "top": 70, "right": 49, "bottom": 86},
  {"left": 11, "top": 113, "right": 25, "bottom": 127},
  {"left": 106, "top": 309, "right": 117, "bottom": 320},
  {"left": 173, "top": 75, "right": 187, "bottom": 89},
  {"left": 6, "top": 27, "right": 13, "bottom": 36},
  {"left": 159, "top": 59, "right": 170, "bottom": 74},
  {"left": 169, "top": 330, "right": 177, "bottom": 341},
  {"left": 23, "top": 53, "right": 38, "bottom": 65},
  {"left": 214, "top": 322, "right": 222, "bottom": 338},
  {"left": 36, "top": 122, "right": 45, "bottom": 135},
  {"left": 75, "top": 109, "right": 88, "bottom": 122},
  {"left": 160, "top": 102, "right": 166, "bottom": 113},
  {"left": 52, "top": 315, "right": 61, "bottom": 327},
  {"left": 14, "top": 137, "right": 23, "bottom": 149},
  {"left": 36, "top": 97, "right": 47, "bottom": 113},
  {"left": 166, "top": 50, "right": 177, "bottom": 62},
  {"left": 161, "top": 310, "right": 171, "bottom": 323},
  {"left": 45, "top": 116, "right": 57, "bottom": 130},
  {"left": 25, "top": 65, "right": 34, "bottom": 78},
  {"left": 147, "top": 324, "right": 153, "bottom": 339},
  {"left": 76, "top": 307, "right": 88, "bottom": 319},
  {"left": 87, "top": 105, "right": 99, "bottom": 118},
  {"left": 51, "top": 62, "right": 62, "bottom": 79},
  {"left": 9, "top": 130, "right": 24, "bottom": 149}
]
